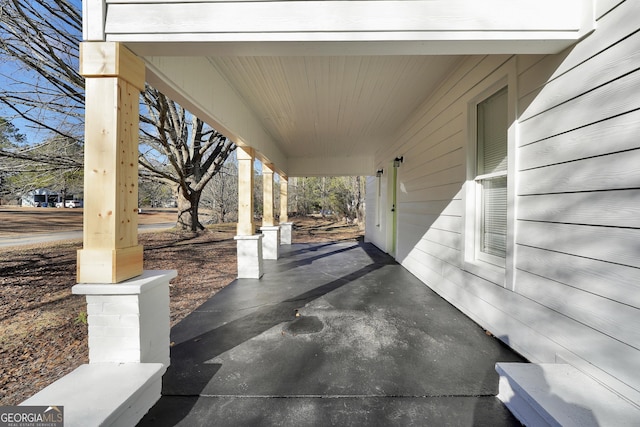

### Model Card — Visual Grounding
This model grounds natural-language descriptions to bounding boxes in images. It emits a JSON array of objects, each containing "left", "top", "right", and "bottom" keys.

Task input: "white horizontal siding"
[
  {"left": 519, "top": 28, "right": 640, "bottom": 124},
  {"left": 518, "top": 221, "right": 640, "bottom": 270},
  {"left": 377, "top": 0, "right": 640, "bottom": 406},
  {"left": 514, "top": 0, "right": 640, "bottom": 401},
  {"left": 518, "top": 0, "right": 640, "bottom": 99},
  {"left": 399, "top": 183, "right": 463, "bottom": 205},
  {"left": 517, "top": 245, "right": 640, "bottom": 310},
  {"left": 516, "top": 269, "right": 640, "bottom": 350},
  {"left": 401, "top": 200, "right": 462, "bottom": 217},
  {"left": 379, "top": 55, "right": 510, "bottom": 163},
  {"left": 518, "top": 190, "right": 640, "bottom": 228},
  {"left": 400, "top": 212, "right": 460, "bottom": 233},
  {"left": 410, "top": 239, "right": 461, "bottom": 269},
  {"left": 402, "top": 149, "right": 464, "bottom": 186},
  {"left": 518, "top": 149, "right": 640, "bottom": 195},
  {"left": 519, "top": 108, "right": 640, "bottom": 171},
  {"left": 440, "top": 264, "right": 640, "bottom": 394},
  {"left": 519, "top": 69, "right": 640, "bottom": 145}
]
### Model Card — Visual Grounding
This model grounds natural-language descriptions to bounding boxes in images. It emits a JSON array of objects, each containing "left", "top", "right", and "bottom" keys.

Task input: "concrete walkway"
[{"left": 138, "top": 240, "right": 525, "bottom": 426}]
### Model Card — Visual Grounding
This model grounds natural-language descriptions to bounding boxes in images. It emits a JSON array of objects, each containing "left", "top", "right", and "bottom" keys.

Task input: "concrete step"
[
  {"left": 21, "top": 363, "right": 164, "bottom": 427},
  {"left": 496, "top": 363, "right": 640, "bottom": 427}
]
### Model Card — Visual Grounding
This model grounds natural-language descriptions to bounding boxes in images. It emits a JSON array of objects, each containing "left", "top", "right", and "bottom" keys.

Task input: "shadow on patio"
[{"left": 138, "top": 241, "right": 525, "bottom": 426}]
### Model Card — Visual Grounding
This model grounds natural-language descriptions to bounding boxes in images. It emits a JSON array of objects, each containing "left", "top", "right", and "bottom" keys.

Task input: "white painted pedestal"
[
  {"left": 261, "top": 225, "right": 281, "bottom": 260},
  {"left": 22, "top": 270, "right": 177, "bottom": 427},
  {"left": 72, "top": 270, "right": 176, "bottom": 366},
  {"left": 280, "top": 222, "right": 293, "bottom": 245},
  {"left": 234, "top": 234, "right": 264, "bottom": 278}
]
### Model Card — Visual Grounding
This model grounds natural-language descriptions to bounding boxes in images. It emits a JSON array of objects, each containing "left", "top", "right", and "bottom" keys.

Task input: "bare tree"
[
  {"left": 202, "top": 152, "right": 238, "bottom": 223},
  {"left": 288, "top": 176, "right": 365, "bottom": 224},
  {"left": 140, "top": 87, "right": 236, "bottom": 231},
  {"left": 0, "top": 0, "right": 235, "bottom": 230},
  {"left": 0, "top": 0, "right": 84, "bottom": 140}
]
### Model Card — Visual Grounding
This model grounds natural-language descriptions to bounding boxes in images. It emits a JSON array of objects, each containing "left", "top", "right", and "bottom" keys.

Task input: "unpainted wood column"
[
  {"left": 77, "top": 42, "right": 145, "bottom": 283},
  {"left": 280, "top": 175, "right": 288, "bottom": 223},
  {"left": 262, "top": 164, "right": 275, "bottom": 227},
  {"left": 237, "top": 147, "right": 255, "bottom": 235}
]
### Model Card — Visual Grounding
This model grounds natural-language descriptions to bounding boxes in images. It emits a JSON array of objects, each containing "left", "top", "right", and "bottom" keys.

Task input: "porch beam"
[
  {"left": 77, "top": 42, "right": 145, "bottom": 284},
  {"left": 237, "top": 146, "right": 255, "bottom": 236},
  {"left": 104, "top": 0, "right": 593, "bottom": 55}
]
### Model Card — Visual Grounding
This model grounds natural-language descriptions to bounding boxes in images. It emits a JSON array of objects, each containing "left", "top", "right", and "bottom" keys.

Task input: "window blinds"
[{"left": 477, "top": 87, "right": 508, "bottom": 259}]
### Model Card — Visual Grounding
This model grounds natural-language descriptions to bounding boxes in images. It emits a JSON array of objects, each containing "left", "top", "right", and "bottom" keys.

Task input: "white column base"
[
  {"left": 72, "top": 270, "right": 176, "bottom": 366},
  {"left": 261, "top": 225, "right": 281, "bottom": 260},
  {"left": 235, "top": 234, "right": 264, "bottom": 278},
  {"left": 280, "top": 222, "right": 293, "bottom": 245}
]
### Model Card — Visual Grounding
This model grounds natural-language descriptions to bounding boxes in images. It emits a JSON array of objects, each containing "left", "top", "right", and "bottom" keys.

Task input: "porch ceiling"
[
  {"left": 141, "top": 52, "right": 461, "bottom": 177},
  {"left": 208, "top": 55, "right": 460, "bottom": 167}
]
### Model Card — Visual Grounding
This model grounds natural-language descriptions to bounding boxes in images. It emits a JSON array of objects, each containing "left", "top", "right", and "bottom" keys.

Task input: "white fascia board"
[
  {"left": 287, "top": 155, "right": 375, "bottom": 177},
  {"left": 143, "top": 56, "right": 288, "bottom": 173},
  {"left": 103, "top": 0, "right": 592, "bottom": 54}
]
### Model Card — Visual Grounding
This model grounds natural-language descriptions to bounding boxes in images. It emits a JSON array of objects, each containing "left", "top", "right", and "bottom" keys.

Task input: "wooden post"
[
  {"left": 280, "top": 175, "right": 289, "bottom": 223},
  {"left": 77, "top": 42, "right": 145, "bottom": 283},
  {"left": 237, "top": 147, "right": 255, "bottom": 235},
  {"left": 262, "top": 164, "right": 275, "bottom": 227}
]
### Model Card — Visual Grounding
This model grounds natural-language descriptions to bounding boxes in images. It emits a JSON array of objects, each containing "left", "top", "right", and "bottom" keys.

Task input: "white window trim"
[{"left": 462, "top": 59, "right": 517, "bottom": 289}]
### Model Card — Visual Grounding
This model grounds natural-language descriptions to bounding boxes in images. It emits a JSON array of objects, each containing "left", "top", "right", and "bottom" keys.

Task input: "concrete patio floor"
[{"left": 138, "top": 240, "right": 526, "bottom": 426}]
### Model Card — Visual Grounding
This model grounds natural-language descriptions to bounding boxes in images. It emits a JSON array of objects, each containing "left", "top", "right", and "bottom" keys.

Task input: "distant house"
[
  {"left": 21, "top": 189, "right": 59, "bottom": 207},
  {"left": 21, "top": 189, "right": 81, "bottom": 207}
]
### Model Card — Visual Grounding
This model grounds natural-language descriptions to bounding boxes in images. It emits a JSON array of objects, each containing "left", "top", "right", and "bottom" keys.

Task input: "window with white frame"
[
  {"left": 475, "top": 87, "right": 508, "bottom": 267},
  {"left": 462, "top": 62, "right": 516, "bottom": 288}
]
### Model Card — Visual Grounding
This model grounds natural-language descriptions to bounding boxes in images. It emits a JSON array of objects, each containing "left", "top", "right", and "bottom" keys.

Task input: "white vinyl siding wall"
[{"left": 370, "top": 0, "right": 640, "bottom": 404}]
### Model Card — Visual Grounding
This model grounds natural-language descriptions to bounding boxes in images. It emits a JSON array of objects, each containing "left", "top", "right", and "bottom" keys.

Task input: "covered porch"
[
  {"left": 138, "top": 239, "right": 525, "bottom": 426},
  {"left": 25, "top": 0, "right": 640, "bottom": 425}
]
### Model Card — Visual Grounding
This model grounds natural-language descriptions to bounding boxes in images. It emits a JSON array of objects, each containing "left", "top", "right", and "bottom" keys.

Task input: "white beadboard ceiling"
[{"left": 208, "top": 55, "right": 460, "bottom": 164}]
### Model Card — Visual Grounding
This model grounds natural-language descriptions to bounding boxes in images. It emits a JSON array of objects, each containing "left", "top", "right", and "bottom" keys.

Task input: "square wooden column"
[
  {"left": 279, "top": 176, "right": 293, "bottom": 245},
  {"left": 260, "top": 163, "right": 279, "bottom": 260},
  {"left": 262, "top": 164, "right": 275, "bottom": 227},
  {"left": 77, "top": 42, "right": 145, "bottom": 283},
  {"left": 237, "top": 147, "right": 255, "bottom": 235},
  {"left": 280, "top": 175, "right": 289, "bottom": 223}
]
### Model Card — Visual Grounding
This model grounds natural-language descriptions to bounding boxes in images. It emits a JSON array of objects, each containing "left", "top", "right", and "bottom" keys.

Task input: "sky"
[{"left": 0, "top": 0, "right": 84, "bottom": 145}]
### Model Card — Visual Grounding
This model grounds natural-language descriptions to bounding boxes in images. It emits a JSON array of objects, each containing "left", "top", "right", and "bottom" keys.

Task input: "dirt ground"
[{"left": 0, "top": 208, "right": 362, "bottom": 405}]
